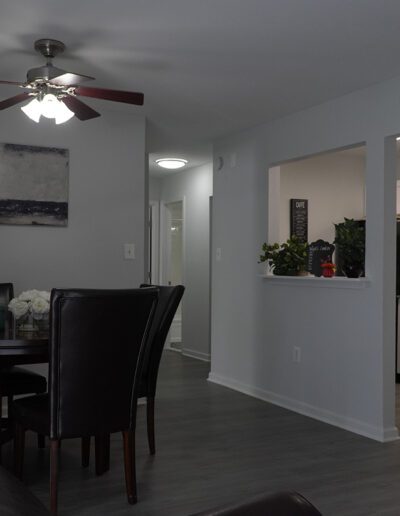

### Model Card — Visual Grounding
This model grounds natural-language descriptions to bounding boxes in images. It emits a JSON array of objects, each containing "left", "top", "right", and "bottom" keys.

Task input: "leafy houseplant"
[
  {"left": 334, "top": 218, "right": 365, "bottom": 278},
  {"left": 259, "top": 236, "right": 308, "bottom": 276}
]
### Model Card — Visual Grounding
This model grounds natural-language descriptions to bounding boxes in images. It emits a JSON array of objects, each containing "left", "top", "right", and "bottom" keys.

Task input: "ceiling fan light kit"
[
  {"left": 0, "top": 39, "right": 144, "bottom": 125},
  {"left": 20, "top": 98, "right": 41, "bottom": 123},
  {"left": 156, "top": 158, "right": 188, "bottom": 169},
  {"left": 22, "top": 94, "right": 74, "bottom": 124}
]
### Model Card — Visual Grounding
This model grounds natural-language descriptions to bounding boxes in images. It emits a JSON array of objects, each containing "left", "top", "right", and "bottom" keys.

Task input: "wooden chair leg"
[
  {"left": 50, "top": 440, "right": 59, "bottom": 516},
  {"left": 146, "top": 396, "right": 156, "bottom": 455},
  {"left": 38, "top": 434, "right": 45, "bottom": 449},
  {"left": 81, "top": 436, "right": 90, "bottom": 468},
  {"left": 14, "top": 422, "right": 25, "bottom": 480},
  {"left": 6, "top": 394, "right": 14, "bottom": 432},
  {"left": 0, "top": 393, "right": 3, "bottom": 466},
  {"left": 95, "top": 433, "right": 110, "bottom": 475},
  {"left": 7, "top": 395, "right": 13, "bottom": 418},
  {"left": 122, "top": 430, "right": 137, "bottom": 504},
  {"left": 104, "top": 433, "right": 110, "bottom": 471}
]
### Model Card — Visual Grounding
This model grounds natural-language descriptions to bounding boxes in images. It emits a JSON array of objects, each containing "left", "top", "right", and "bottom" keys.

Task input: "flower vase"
[
  {"left": 35, "top": 313, "right": 50, "bottom": 336},
  {"left": 14, "top": 313, "right": 38, "bottom": 338}
]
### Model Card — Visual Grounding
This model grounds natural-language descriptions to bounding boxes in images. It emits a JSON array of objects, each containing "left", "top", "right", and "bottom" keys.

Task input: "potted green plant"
[
  {"left": 333, "top": 218, "right": 365, "bottom": 278},
  {"left": 259, "top": 236, "right": 308, "bottom": 276}
]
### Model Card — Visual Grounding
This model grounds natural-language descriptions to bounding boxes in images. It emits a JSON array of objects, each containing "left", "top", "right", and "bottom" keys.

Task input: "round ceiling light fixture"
[{"left": 156, "top": 158, "right": 188, "bottom": 170}]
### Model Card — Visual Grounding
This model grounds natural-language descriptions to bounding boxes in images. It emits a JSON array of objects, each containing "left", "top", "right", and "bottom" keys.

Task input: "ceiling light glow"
[
  {"left": 21, "top": 94, "right": 74, "bottom": 125},
  {"left": 21, "top": 98, "right": 42, "bottom": 123},
  {"left": 156, "top": 158, "right": 188, "bottom": 169},
  {"left": 40, "top": 94, "right": 59, "bottom": 119},
  {"left": 54, "top": 101, "right": 74, "bottom": 125}
]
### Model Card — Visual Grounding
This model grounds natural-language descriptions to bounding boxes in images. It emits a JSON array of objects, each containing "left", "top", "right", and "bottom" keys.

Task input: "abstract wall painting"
[{"left": 0, "top": 143, "right": 69, "bottom": 227}]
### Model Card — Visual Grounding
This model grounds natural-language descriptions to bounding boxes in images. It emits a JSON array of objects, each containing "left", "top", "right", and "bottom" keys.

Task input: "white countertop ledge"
[{"left": 261, "top": 274, "right": 371, "bottom": 289}]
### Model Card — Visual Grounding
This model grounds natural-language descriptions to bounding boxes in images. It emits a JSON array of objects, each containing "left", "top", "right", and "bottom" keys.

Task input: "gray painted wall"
[
  {"left": 149, "top": 176, "right": 161, "bottom": 200},
  {"left": 210, "top": 76, "right": 400, "bottom": 441},
  {"left": 150, "top": 163, "right": 213, "bottom": 361},
  {"left": 0, "top": 108, "right": 146, "bottom": 375}
]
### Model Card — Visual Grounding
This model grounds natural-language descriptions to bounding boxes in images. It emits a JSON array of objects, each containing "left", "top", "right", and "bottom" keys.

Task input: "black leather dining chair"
[
  {"left": 138, "top": 283, "right": 185, "bottom": 454},
  {"left": 12, "top": 287, "right": 159, "bottom": 516},
  {"left": 0, "top": 283, "right": 47, "bottom": 461},
  {"left": 91, "top": 284, "right": 185, "bottom": 475}
]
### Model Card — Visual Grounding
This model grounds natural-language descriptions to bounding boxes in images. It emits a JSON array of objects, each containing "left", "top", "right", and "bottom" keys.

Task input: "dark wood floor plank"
[{"left": 1, "top": 351, "right": 400, "bottom": 515}]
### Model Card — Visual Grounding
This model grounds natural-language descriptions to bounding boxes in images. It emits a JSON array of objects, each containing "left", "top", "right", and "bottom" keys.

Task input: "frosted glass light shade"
[
  {"left": 40, "top": 94, "right": 59, "bottom": 118},
  {"left": 21, "top": 98, "right": 42, "bottom": 123},
  {"left": 54, "top": 101, "right": 74, "bottom": 125},
  {"left": 21, "top": 94, "right": 74, "bottom": 125}
]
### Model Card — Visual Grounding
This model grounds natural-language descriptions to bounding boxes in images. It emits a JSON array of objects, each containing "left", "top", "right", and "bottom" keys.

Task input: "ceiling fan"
[{"left": 0, "top": 39, "right": 144, "bottom": 124}]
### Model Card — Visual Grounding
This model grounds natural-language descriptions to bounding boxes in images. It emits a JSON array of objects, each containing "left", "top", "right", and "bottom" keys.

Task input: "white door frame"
[
  {"left": 160, "top": 197, "right": 186, "bottom": 350},
  {"left": 160, "top": 197, "right": 186, "bottom": 286},
  {"left": 149, "top": 201, "right": 160, "bottom": 284}
]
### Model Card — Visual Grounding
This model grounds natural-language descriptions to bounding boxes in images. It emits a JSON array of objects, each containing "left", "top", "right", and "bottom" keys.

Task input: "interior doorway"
[{"left": 163, "top": 200, "right": 184, "bottom": 350}]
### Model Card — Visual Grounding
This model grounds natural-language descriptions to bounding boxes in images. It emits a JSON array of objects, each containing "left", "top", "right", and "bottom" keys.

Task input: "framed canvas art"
[{"left": 0, "top": 143, "right": 69, "bottom": 226}]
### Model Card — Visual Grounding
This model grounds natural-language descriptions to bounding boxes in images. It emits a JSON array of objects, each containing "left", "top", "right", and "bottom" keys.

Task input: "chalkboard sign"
[
  {"left": 307, "top": 240, "right": 335, "bottom": 277},
  {"left": 290, "top": 199, "right": 308, "bottom": 243}
]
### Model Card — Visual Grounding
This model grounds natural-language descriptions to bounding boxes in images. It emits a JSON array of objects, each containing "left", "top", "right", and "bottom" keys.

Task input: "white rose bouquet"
[{"left": 8, "top": 290, "right": 50, "bottom": 320}]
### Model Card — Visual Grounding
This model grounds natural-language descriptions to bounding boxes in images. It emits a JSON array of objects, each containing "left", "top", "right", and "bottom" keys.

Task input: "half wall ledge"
[{"left": 261, "top": 275, "right": 371, "bottom": 289}]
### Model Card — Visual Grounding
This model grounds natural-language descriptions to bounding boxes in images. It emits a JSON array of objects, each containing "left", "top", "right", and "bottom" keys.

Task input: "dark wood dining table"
[
  {"left": 0, "top": 327, "right": 49, "bottom": 446},
  {"left": 0, "top": 331, "right": 48, "bottom": 367}
]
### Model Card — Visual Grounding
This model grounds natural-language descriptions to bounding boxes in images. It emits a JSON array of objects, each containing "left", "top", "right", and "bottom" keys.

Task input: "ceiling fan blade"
[
  {"left": 61, "top": 95, "right": 101, "bottom": 121},
  {"left": 0, "top": 80, "right": 25, "bottom": 87},
  {"left": 74, "top": 86, "right": 144, "bottom": 105},
  {"left": 49, "top": 72, "right": 95, "bottom": 87},
  {"left": 0, "top": 92, "right": 31, "bottom": 110}
]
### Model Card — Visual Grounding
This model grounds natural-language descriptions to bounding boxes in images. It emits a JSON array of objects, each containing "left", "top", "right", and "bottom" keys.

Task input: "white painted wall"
[
  {"left": 278, "top": 149, "right": 365, "bottom": 243},
  {"left": 0, "top": 108, "right": 147, "bottom": 375},
  {"left": 210, "top": 76, "right": 400, "bottom": 441},
  {"left": 150, "top": 164, "right": 213, "bottom": 361}
]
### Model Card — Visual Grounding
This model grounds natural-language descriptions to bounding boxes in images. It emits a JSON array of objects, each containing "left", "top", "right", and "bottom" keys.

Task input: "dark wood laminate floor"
[{"left": 2, "top": 351, "right": 400, "bottom": 515}]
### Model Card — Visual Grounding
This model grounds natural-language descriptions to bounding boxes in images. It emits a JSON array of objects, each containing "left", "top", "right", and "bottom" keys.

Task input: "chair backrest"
[
  {"left": 140, "top": 284, "right": 185, "bottom": 396},
  {"left": 0, "top": 283, "right": 14, "bottom": 332},
  {"left": 48, "top": 288, "right": 158, "bottom": 439}
]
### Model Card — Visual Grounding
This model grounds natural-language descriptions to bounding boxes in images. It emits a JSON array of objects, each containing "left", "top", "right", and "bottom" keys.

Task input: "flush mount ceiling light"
[{"left": 156, "top": 158, "right": 188, "bottom": 169}]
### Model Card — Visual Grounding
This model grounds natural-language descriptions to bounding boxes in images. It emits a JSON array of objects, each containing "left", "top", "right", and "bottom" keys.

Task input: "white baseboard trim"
[
  {"left": 208, "top": 372, "right": 399, "bottom": 443},
  {"left": 182, "top": 348, "right": 211, "bottom": 362},
  {"left": 164, "top": 344, "right": 182, "bottom": 353}
]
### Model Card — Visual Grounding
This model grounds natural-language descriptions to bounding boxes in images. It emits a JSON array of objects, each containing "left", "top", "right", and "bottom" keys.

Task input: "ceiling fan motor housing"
[
  {"left": 26, "top": 65, "right": 68, "bottom": 84},
  {"left": 34, "top": 39, "right": 66, "bottom": 59},
  {"left": 27, "top": 40, "right": 67, "bottom": 84}
]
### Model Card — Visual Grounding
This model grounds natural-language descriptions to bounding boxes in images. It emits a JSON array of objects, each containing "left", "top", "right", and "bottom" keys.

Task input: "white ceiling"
[{"left": 2, "top": 1, "right": 400, "bottom": 176}]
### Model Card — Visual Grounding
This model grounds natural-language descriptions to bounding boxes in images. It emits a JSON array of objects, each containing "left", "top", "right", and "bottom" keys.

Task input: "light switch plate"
[
  {"left": 124, "top": 243, "right": 135, "bottom": 260},
  {"left": 216, "top": 247, "right": 222, "bottom": 261}
]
